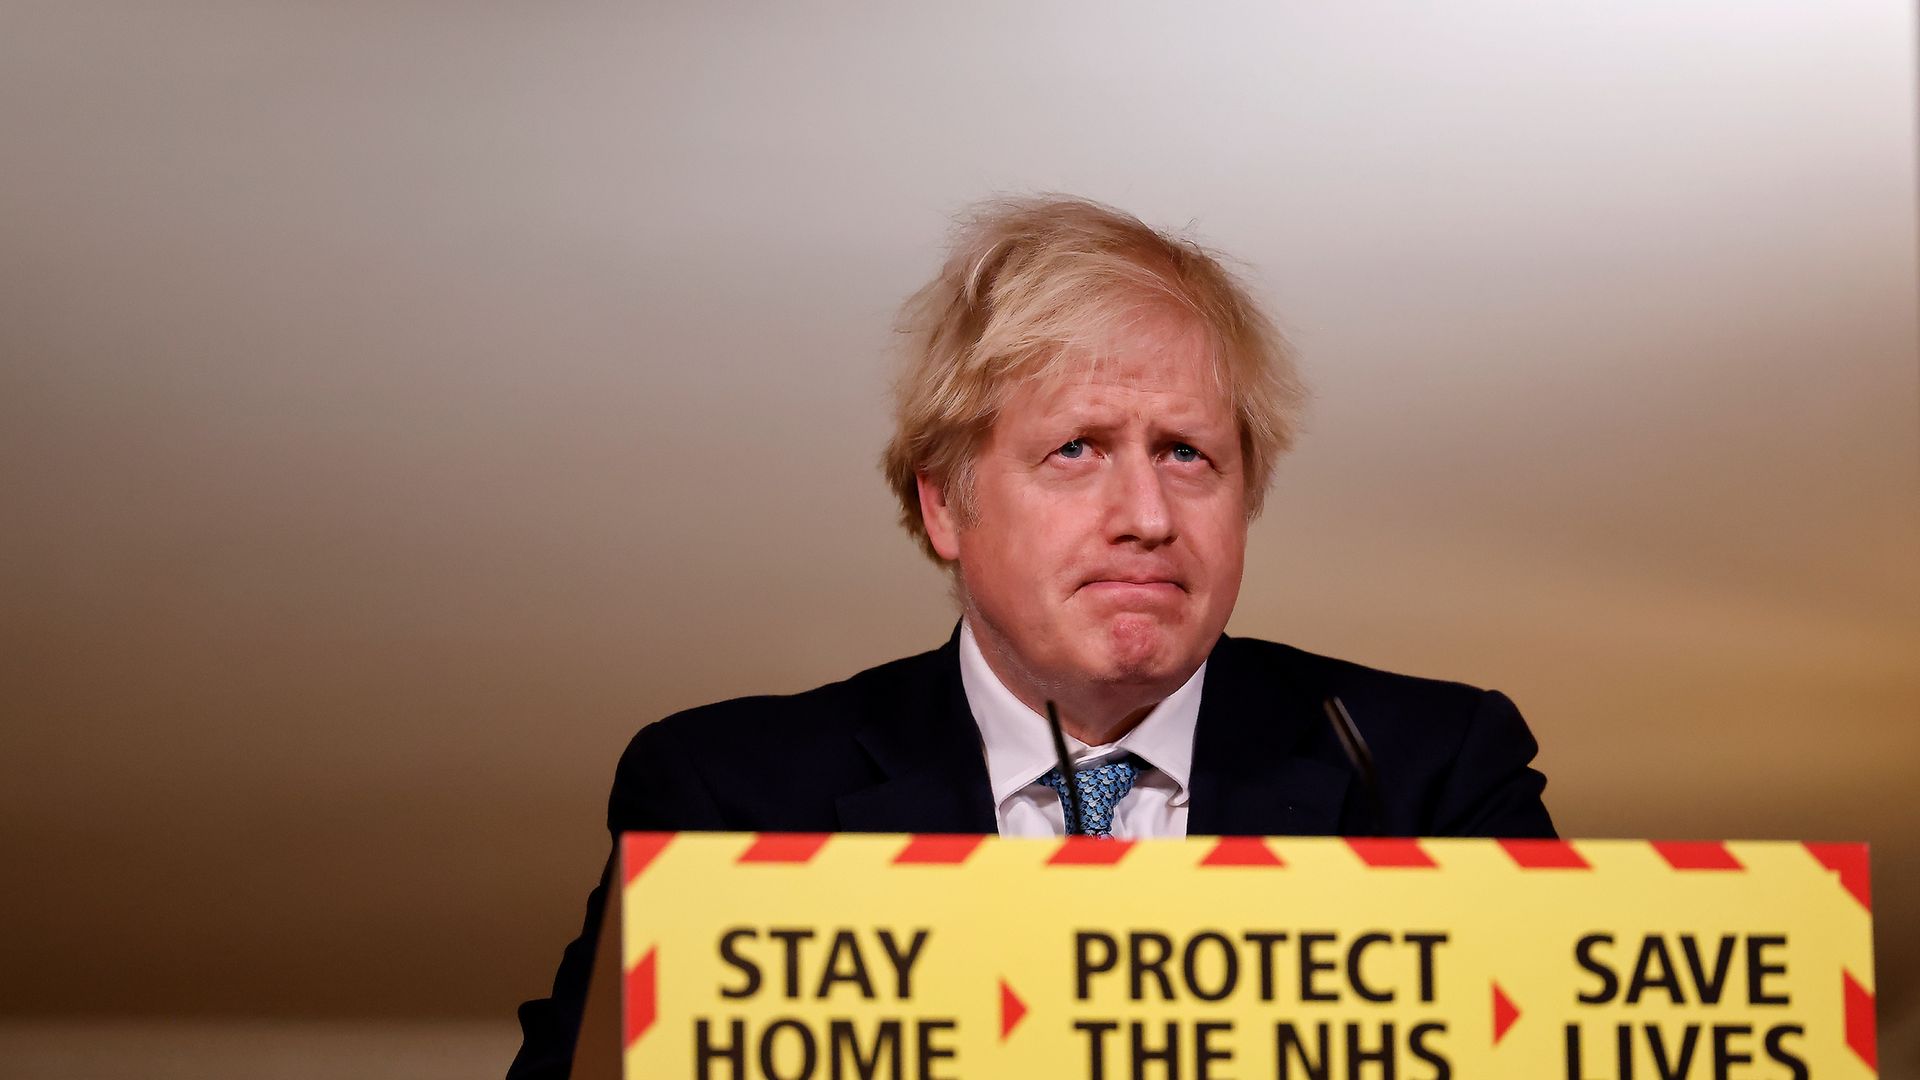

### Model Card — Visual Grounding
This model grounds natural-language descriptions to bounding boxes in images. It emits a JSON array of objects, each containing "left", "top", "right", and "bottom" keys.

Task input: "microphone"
[
  {"left": 1044, "top": 700, "right": 1082, "bottom": 836},
  {"left": 1322, "top": 695, "right": 1389, "bottom": 833}
]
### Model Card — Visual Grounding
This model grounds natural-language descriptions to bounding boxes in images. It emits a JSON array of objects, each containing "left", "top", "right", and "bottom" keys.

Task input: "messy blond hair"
[{"left": 882, "top": 195, "right": 1304, "bottom": 562}]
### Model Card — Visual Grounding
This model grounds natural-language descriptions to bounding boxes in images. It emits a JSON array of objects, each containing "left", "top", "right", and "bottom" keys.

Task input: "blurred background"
[{"left": 2, "top": 2, "right": 1915, "bottom": 1076}]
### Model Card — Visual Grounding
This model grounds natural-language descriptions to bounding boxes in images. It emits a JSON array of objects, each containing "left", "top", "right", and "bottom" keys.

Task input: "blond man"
[{"left": 510, "top": 197, "right": 1553, "bottom": 1078}]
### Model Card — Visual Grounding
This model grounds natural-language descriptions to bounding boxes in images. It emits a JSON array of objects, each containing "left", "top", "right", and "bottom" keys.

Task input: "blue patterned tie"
[{"left": 1040, "top": 756, "right": 1146, "bottom": 838}]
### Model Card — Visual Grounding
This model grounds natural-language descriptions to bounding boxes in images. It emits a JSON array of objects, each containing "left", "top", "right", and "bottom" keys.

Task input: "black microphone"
[
  {"left": 1044, "top": 700, "right": 1082, "bottom": 836},
  {"left": 1322, "top": 695, "right": 1389, "bottom": 833}
]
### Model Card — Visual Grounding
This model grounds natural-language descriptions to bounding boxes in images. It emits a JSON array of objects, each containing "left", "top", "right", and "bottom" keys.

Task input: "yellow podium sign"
[{"left": 617, "top": 834, "right": 1874, "bottom": 1079}]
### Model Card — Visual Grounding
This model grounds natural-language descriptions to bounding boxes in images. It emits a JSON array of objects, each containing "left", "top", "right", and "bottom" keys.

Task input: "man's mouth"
[{"left": 1077, "top": 577, "right": 1188, "bottom": 596}]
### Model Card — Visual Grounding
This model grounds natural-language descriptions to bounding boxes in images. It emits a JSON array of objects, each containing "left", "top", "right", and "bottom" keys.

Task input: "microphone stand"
[
  {"left": 1323, "top": 695, "right": 1389, "bottom": 834},
  {"left": 1044, "top": 700, "right": 1082, "bottom": 836}
]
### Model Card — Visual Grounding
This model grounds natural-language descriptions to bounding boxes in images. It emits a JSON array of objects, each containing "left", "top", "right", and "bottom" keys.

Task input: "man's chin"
[{"left": 1089, "top": 614, "right": 1194, "bottom": 684}]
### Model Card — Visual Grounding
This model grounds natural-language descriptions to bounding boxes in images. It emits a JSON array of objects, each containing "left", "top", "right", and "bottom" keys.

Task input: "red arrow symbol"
[
  {"left": 1492, "top": 981, "right": 1520, "bottom": 1045},
  {"left": 1000, "top": 979, "right": 1027, "bottom": 1040}
]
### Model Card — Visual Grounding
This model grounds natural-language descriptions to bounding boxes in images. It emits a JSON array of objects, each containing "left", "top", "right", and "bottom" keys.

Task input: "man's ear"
[{"left": 916, "top": 471, "right": 963, "bottom": 562}]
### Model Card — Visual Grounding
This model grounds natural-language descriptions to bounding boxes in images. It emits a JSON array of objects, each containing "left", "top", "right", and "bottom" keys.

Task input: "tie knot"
[{"left": 1039, "top": 755, "right": 1147, "bottom": 838}]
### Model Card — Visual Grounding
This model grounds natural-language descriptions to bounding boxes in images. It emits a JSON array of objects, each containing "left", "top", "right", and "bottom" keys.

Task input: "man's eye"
[
  {"left": 1056, "top": 439, "right": 1087, "bottom": 459},
  {"left": 1170, "top": 443, "right": 1200, "bottom": 463}
]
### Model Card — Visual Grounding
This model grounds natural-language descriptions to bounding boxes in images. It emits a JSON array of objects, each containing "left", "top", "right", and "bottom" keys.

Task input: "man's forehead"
[
  {"left": 1066, "top": 305, "right": 1214, "bottom": 368},
  {"left": 1018, "top": 341, "right": 1231, "bottom": 414}
]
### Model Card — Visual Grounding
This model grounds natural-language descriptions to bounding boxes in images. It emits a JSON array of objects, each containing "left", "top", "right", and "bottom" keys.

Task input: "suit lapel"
[
  {"left": 1186, "top": 635, "right": 1353, "bottom": 837},
  {"left": 835, "top": 628, "right": 998, "bottom": 834}
]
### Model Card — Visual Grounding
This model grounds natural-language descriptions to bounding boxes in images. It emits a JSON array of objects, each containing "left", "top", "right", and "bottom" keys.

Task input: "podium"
[{"left": 576, "top": 834, "right": 1875, "bottom": 1078}]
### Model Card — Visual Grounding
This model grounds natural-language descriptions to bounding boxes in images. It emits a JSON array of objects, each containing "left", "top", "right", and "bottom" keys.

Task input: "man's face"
[{"left": 919, "top": 314, "right": 1250, "bottom": 712}]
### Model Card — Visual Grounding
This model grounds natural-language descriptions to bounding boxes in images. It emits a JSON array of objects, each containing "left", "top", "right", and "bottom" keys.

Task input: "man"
[{"left": 508, "top": 196, "right": 1553, "bottom": 1077}]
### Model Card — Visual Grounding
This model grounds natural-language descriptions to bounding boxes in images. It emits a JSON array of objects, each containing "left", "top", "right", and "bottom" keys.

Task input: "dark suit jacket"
[{"left": 507, "top": 631, "right": 1553, "bottom": 1078}]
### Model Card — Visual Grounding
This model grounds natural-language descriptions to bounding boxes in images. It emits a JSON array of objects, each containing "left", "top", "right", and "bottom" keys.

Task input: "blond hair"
[{"left": 882, "top": 195, "right": 1304, "bottom": 562}]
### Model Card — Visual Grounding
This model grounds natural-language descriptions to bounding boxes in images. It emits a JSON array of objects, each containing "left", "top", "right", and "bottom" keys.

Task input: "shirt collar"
[{"left": 958, "top": 620, "right": 1202, "bottom": 809}]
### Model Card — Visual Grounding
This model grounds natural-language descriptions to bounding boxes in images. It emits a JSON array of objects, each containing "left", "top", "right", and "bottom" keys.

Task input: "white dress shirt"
[{"left": 957, "top": 620, "right": 1203, "bottom": 839}]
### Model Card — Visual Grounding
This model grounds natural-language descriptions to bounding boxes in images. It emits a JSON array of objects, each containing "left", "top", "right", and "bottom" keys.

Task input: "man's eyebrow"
[
  {"left": 1039, "top": 405, "right": 1125, "bottom": 431},
  {"left": 1037, "top": 406, "right": 1232, "bottom": 439},
  {"left": 1152, "top": 409, "right": 1234, "bottom": 437}
]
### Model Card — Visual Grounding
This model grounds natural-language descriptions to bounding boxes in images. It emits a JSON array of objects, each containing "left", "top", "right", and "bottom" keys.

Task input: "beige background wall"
[{"left": 3, "top": 2, "right": 1916, "bottom": 1075}]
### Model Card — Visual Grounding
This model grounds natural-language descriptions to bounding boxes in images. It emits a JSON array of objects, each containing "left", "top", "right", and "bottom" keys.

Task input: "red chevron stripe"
[
  {"left": 1200, "top": 837, "right": 1285, "bottom": 866},
  {"left": 1346, "top": 838, "right": 1436, "bottom": 868},
  {"left": 1651, "top": 841, "right": 1743, "bottom": 870},
  {"left": 894, "top": 835, "right": 987, "bottom": 864},
  {"left": 1498, "top": 839, "right": 1590, "bottom": 869},
  {"left": 1804, "top": 842, "right": 1872, "bottom": 911},
  {"left": 622, "top": 833, "right": 674, "bottom": 885},
  {"left": 1048, "top": 837, "right": 1134, "bottom": 865},
  {"left": 738, "top": 833, "right": 830, "bottom": 863},
  {"left": 1844, "top": 970, "right": 1877, "bottom": 1069},
  {"left": 623, "top": 947, "right": 657, "bottom": 1048}
]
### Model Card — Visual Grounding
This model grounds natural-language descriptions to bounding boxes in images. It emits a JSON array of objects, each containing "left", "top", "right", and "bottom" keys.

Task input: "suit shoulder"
[
  {"left": 606, "top": 642, "right": 954, "bottom": 830},
  {"left": 1214, "top": 636, "right": 1552, "bottom": 838},
  {"left": 631, "top": 641, "right": 949, "bottom": 755},
  {"left": 1213, "top": 634, "right": 1511, "bottom": 763},
  {"left": 1217, "top": 635, "right": 1490, "bottom": 708}
]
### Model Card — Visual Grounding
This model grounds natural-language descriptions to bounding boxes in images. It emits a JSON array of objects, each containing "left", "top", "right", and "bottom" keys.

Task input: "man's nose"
[{"left": 1105, "top": 452, "right": 1176, "bottom": 548}]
